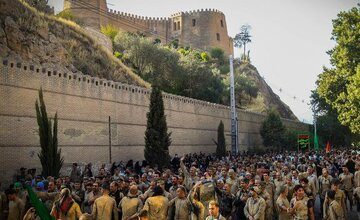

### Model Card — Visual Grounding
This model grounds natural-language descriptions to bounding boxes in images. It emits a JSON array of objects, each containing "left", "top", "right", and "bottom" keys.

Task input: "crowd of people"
[{"left": 0, "top": 149, "right": 359, "bottom": 220}]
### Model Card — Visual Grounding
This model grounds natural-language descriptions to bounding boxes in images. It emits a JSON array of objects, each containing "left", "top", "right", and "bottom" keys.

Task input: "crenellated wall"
[
  {"left": 63, "top": 0, "right": 234, "bottom": 56},
  {"left": 0, "top": 58, "right": 308, "bottom": 182}
]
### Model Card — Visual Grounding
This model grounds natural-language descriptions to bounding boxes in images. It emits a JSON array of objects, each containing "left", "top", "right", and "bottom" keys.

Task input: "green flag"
[{"left": 25, "top": 185, "right": 54, "bottom": 220}]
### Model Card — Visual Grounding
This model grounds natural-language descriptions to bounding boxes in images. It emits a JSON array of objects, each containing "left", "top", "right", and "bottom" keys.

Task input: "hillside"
[
  {"left": 234, "top": 61, "right": 298, "bottom": 120},
  {"left": 0, "top": 0, "right": 149, "bottom": 87}
]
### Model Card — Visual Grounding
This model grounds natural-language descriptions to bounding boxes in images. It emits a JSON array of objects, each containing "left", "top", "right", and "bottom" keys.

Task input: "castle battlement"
[
  {"left": 107, "top": 9, "right": 169, "bottom": 22},
  {"left": 3, "top": 58, "right": 309, "bottom": 130},
  {"left": 2, "top": 57, "right": 307, "bottom": 127},
  {"left": 1, "top": 58, "right": 238, "bottom": 112},
  {"left": 171, "top": 8, "right": 224, "bottom": 17}
]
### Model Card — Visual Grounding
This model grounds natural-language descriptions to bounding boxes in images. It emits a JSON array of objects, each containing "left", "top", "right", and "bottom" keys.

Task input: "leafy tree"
[
  {"left": 35, "top": 88, "right": 63, "bottom": 177},
  {"left": 310, "top": 90, "right": 354, "bottom": 147},
  {"left": 144, "top": 86, "right": 172, "bottom": 169},
  {"left": 179, "top": 52, "right": 224, "bottom": 103},
  {"left": 282, "top": 129, "right": 299, "bottom": 150},
  {"left": 260, "top": 110, "right": 286, "bottom": 149},
  {"left": 223, "top": 73, "right": 258, "bottom": 106},
  {"left": 113, "top": 32, "right": 244, "bottom": 105},
  {"left": 234, "top": 25, "right": 252, "bottom": 59},
  {"left": 210, "top": 48, "right": 225, "bottom": 64},
  {"left": 316, "top": 5, "right": 360, "bottom": 133},
  {"left": 213, "top": 121, "right": 226, "bottom": 158}
]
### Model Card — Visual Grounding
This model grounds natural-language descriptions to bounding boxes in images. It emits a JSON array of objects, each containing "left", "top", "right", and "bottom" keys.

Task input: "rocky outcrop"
[
  {"left": 4, "top": 16, "right": 24, "bottom": 52},
  {"left": 0, "top": 0, "right": 148, "bottom": 87},
  {"left": 235, "top": 61, "right": 298, "bottom": 120}
]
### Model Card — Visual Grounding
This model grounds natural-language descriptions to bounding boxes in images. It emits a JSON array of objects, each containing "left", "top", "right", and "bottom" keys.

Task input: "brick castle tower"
[{"left": 63, "top": 0, "right": 234, "bottom": 56}]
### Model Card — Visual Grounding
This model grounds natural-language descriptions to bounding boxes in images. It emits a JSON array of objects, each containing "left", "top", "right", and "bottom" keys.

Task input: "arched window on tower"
[
  {"left": 220, "top": 20, "right": 224, "bottom": 27},
  {"left": 192, "top": 19, "right": 196, "bottom": 26},
  {"left": 173, "top": 22, "right": 177, "bottom": 31},
  {"left": 216, "top": 33, "right": 220, "bottom": 41},
  {"left": 177, "top": 21, "right": 181, "bottom": 30}
]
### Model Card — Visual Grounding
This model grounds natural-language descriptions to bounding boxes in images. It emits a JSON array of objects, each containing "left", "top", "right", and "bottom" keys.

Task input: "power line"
[{"left": 262, "top": 77, "right": 311, "bottom": 106}]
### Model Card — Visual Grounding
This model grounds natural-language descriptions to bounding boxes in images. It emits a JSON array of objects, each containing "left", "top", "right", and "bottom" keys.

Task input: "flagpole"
[{"left": 312, "top": 106, "right": 319, "bottom": 152}]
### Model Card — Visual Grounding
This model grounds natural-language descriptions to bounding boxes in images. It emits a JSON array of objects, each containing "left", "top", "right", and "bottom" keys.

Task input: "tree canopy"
[
  {"left": 260, "top": 110, "right": 286, "bottom": 149},
  {"left": 144, "top": 86, "right": 171, "bottom": 169},
  {"left": 234, "top": 25, "right": 252, "bottom": 59},
  {"left": 316, "top": 5, "right": 360, "bottom": 133}
]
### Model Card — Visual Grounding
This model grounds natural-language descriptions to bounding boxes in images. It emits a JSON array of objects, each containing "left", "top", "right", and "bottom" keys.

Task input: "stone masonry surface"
[{"left": 0, "top": 58, "right": 308, "bottom": 184}]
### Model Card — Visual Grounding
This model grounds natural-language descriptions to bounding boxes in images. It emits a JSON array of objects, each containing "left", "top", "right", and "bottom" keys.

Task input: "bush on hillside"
[{"left": 101, "top": 24, "right": 119, "bottom": 41}]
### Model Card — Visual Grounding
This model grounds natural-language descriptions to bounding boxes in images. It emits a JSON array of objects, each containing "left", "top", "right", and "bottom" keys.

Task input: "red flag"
[{"left": 325, "top": 141, "right": 331, "bottom": 153}]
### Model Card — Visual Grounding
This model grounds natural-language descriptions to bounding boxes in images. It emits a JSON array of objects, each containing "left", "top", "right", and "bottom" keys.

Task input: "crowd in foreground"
[{"left": 0, "top": 149, "right": 360, "bottom": 220}]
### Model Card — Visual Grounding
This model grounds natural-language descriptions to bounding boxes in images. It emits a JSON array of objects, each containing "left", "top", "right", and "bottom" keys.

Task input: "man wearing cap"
[
  {"left": 13, "top": 182, "right": 27, "bottom": 205},
  {"left": 91, "top": 182, "right": 118, "bottom": 220},
  {"left": 118, "top": 185, "right": 143, "bottom": 220},
  {"left": 244, "top": 186, "right": 266, "bottom": 220},
  {"left": 37, "top": 181, "right": 60, "bottom": 211}
]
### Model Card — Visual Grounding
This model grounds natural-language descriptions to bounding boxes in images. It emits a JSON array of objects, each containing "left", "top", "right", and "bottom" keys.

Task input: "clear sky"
[{"left": 49, "top": 0, "right": 357, "bottom": 123}]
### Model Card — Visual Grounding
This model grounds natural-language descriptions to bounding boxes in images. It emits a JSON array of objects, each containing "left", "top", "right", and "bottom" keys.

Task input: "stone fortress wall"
[
  {"left": 0, "top": 58, "right": 309, "bottom": 182},
  {"left": 63, "top": 0, "right": 234, "bottom": 56}
]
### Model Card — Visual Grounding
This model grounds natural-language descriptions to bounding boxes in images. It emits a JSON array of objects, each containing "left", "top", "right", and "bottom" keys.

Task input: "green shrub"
[
  {"left": 56, "top": 10, "right": 74, "bottom": 21},
  {"left": 178, "top": 48, "right": 187, "bottom": 55},
  {"left": 201, "top": 52, "right": 210, "bottom": 62},
  {"left": 114, "top": 51, "right": 123, "bottom": 59},
  {"left": 218, "top": 64, "right": 230, "bottom": 74},
  {"left": 169, "top": 39, "right": 179, "bottom": 48},
  {"left": 101, "top": 24, "right": 119, "bottom": 41}
]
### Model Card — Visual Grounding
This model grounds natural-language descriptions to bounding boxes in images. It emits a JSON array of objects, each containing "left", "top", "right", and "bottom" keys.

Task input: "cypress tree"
[
  {"left": 35, "top": 88, "right": 63, "bottom": 177},
  {"left": 144, "top": 86, "right": 171, "bottom": 169},
  {"left": 214, "top": 120, "right": 226, "bottom": 157}
]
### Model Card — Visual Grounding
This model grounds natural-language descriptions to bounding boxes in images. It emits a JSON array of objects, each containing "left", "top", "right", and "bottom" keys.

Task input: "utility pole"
[
  {"left": 229, "top": 55, "right": 239, "bottom": 155},
  {"left": 108, "top": 116, "right": 112, "bottom": 163}
]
